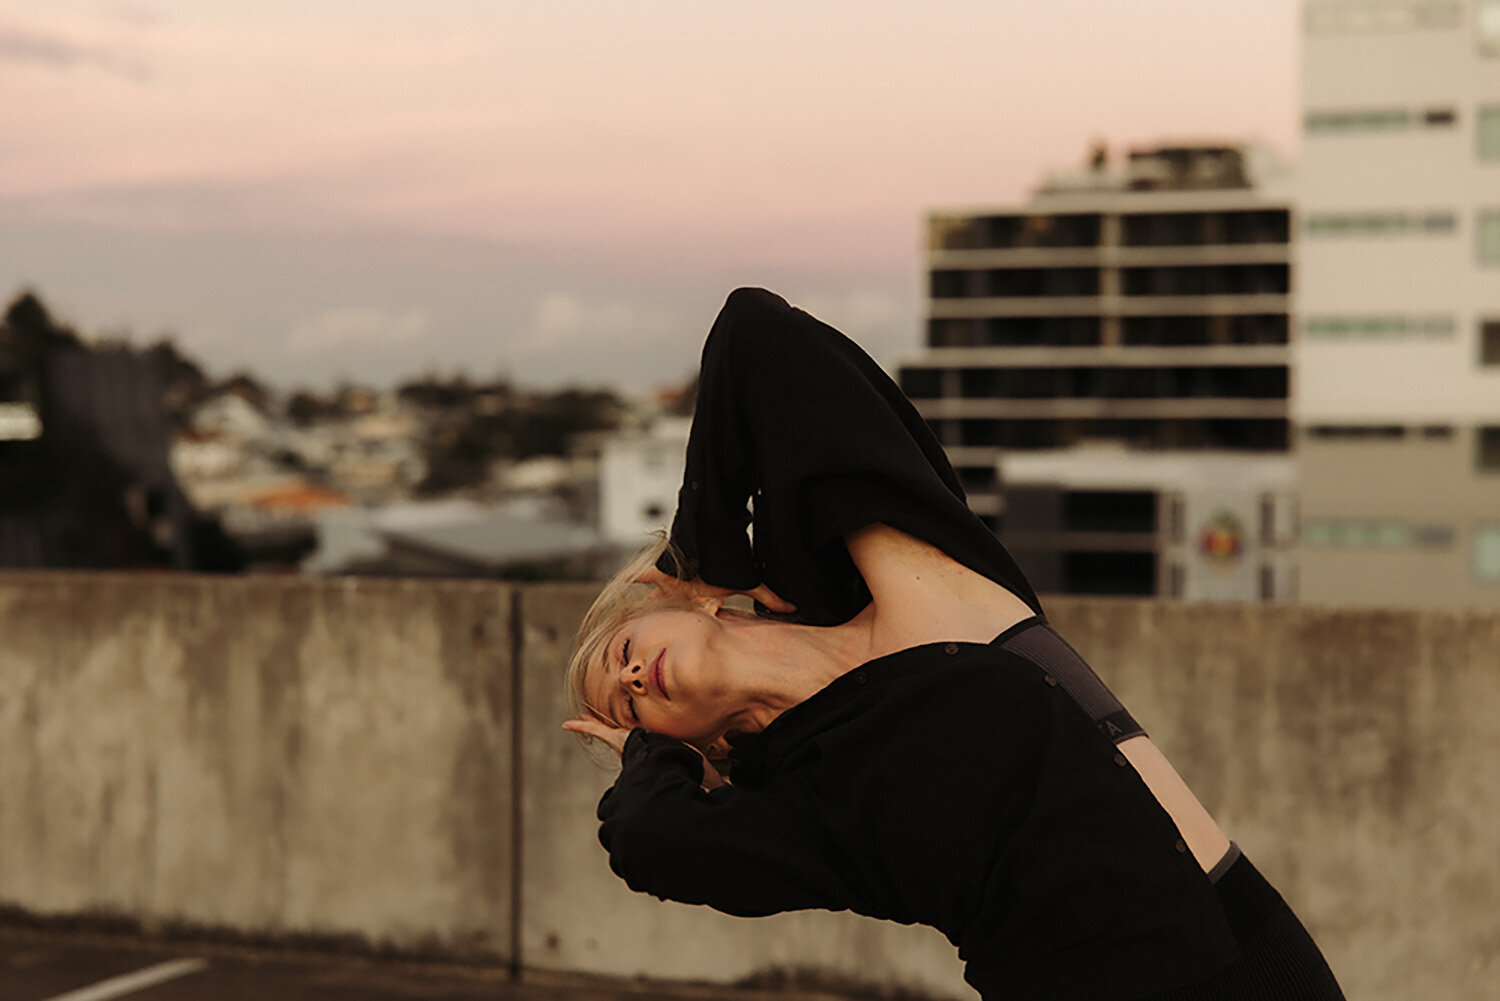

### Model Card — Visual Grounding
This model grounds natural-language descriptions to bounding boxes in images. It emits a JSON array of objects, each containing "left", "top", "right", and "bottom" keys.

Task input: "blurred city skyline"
[{"left": 1, "top": 1, "right": 1299, "bottom": 393}]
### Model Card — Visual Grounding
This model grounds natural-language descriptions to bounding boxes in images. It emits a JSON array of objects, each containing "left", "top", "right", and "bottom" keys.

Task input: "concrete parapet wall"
[
  {"left": 1, "top": 572, "right": 1496, "bottom": 1000},
  {"left": 0, "top": 573, "right": 515, "bottom": 959}
]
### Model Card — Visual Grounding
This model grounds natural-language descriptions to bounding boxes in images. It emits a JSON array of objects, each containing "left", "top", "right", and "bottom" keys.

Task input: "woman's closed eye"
[{"left": 620, "top": 637, "right": 638, "bottom": 723}]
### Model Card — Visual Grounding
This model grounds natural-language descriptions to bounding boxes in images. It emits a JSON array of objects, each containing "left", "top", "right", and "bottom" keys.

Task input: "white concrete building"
[
  {"left": 597, "top": 418, "right": 690, "bottom": 547},
  {"left": 998, "top": 447, "right": 1298, "bottom": 602},
  {"left": 1296, "top": 0, "right": 1500, "bottom": 607}
]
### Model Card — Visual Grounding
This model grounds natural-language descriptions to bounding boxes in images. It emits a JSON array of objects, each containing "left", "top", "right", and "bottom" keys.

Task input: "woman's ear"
[{"left": 693, "top": 595, "right": 724, "bottom": 616}]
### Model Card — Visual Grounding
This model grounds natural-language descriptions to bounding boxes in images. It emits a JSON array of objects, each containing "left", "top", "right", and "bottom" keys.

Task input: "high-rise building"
[
  {"left": 900, "top": 144, "right": 1297, "bottom": 599},
  {"left": 1297, "top": 0, "right": 1500, "bottom": 607}
]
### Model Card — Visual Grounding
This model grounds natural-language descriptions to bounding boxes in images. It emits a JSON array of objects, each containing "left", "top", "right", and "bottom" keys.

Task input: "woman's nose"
[{"left": 622, "top": 660, "right": 647, "bottom": 693}]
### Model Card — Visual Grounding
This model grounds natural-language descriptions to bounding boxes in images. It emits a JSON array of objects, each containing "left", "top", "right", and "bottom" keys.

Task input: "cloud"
[
  {"left": 524, "top": 292, "right": 680, "bottom": 354},
  {"left": 0, "top": 22, "right": 148, "bottom": 80},
  {"left": 284, "top": 307, "right": 430, "bottom": 354}
]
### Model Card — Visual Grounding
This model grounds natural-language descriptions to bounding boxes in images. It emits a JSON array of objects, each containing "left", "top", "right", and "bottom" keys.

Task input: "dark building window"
[
  {"left": 927, "top": 316, "right": 1104, "bottom": 348},
  {"left": 1121, "top": 313, "right": 1288, "bottom": 346},
  {"left": 900, "top": 368, "right": 943, "bottom": 399},
  {"left": 1121, "top": 210, "right": 1290, "bottom": 246},
  {"left": 1122, "top": 264, "right": 1290, "bottom": 296},
  {"left": 927, "top": 318, "right": 975, "bottom": 346},
  {"left": 1306, "top": 425, "right": 1407, "bottom": 440},
  {"left": 930, "top": 213, "right": 1103, "bottom": 250},
  {"left": 958, "top": 416, "right": 1286, "bottom": 451},
  {"left": 1481, "top": 319, "right": 1500, "bottom": 365},
  {"left": 932, "top": 268, "right": 1102, "bottom": 299},
  {"left": 930, "top": 270, "right": 975, "bottom": 299},
  {"left": 1479, "top": 426, "right": 1500, "bottom": 472},
  {"left": 953, "top": 364, "right": 1287, "bottom": 400},
  {"left": 959, "top": 419, "right": 1062, "bottom": 449},
  {"left": 981, "top": 316, "right": 1102, "bottom": 347},
  {"left": 957, "top": 466, "right": 997, "bottom": 493},
  {"left": 1063, "top": 490, "right": 1156, "bottom": 533},
  {"left": 1063, "top": 551, "right": 1157, "bottom": 596}
]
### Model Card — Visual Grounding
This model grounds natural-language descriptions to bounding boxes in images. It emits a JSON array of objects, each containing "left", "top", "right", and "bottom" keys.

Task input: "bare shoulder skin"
[{"left": 845, "top": 523, "right": 1231, "bottom": 874}]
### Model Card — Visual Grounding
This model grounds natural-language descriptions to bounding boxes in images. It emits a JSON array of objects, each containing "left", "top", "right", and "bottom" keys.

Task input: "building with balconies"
[{"left": 900, "top": 144, "right": 1297, "bottom": 598}]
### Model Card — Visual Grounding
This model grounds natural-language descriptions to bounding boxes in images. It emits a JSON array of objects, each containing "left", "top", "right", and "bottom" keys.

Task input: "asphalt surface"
[{"left": 0, "top": 929, "right": 768, "bottom": 1001}]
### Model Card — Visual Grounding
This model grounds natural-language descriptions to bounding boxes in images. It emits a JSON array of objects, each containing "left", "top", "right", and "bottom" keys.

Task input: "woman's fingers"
[
  {"left": 634, "top": 567, "right": 797, "bottom": 614},
  {"left": 633, "top": 566, "right": 678, "bottom": 592},
  {"left": 562, "top": 715, "right": 630, "bottom": 756},
  {"left": 746, "top": 584, "right": 796, "bottom": 613}
]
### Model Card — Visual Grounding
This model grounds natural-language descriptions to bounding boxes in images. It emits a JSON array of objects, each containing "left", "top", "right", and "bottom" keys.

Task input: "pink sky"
[{"left": 0, "top": 1, "right": 1300, "bottom": 390}]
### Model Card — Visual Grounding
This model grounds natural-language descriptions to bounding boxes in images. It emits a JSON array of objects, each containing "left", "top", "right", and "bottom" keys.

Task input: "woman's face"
[{"left": 583, "top": 604, "right": 737, "bottom": 749}]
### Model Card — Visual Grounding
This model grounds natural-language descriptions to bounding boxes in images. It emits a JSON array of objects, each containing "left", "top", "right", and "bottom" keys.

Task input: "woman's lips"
[{"left": 652, "top": 650, "right": 669, "bottom": 700}]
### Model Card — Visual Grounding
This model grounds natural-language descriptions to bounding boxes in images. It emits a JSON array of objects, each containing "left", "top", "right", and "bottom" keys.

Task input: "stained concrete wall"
[
  {"left": 1, "top": 572, "right": 1498, "bottom": 1000},
  {"left": 0, "top": 573, "right": 515, "bottom": 958}
]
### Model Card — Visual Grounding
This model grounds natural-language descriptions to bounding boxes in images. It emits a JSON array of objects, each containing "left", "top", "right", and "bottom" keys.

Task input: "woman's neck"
[{"left": 719, "top": 610, "right": 876, "bottom": 735}]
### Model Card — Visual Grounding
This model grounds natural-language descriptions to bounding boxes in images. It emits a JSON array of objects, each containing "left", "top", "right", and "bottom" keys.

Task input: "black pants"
[{"left": 1145, "top": 854, "right": 1346, "bottom": 1001}]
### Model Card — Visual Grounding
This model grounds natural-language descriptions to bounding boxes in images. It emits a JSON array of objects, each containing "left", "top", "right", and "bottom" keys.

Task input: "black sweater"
[
  {"left": 600, "top": 289, "right": 1238, "bottom": 1000},
  {"left": 657, "top": 286, "right": 1041, "bottom": 625}
]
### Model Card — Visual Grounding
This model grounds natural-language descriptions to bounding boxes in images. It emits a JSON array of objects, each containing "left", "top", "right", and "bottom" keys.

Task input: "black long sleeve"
[
  {"left": 662, "top": 287, "right": 1042, "bottom": 625},
  {"left": 597, "top": 730, "right": 859, "bottom": 917}
]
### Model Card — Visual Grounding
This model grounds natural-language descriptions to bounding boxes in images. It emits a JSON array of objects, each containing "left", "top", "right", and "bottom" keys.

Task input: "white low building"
[
  {"left": 597, "top": 417, "right": 691, "bottom": 549},
  {"left": 998, "top": 446, "right": 1297, "bottom": 601}
]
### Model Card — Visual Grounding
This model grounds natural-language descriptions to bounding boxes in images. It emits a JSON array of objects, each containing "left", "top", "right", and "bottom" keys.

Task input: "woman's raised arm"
[{"left": 660, "top": 288, "right": 1042, "bottom": 625}]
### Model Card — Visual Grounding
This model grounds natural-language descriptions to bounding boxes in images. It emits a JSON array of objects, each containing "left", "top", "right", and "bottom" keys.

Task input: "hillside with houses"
[{"left": 1, "top": 290, "right": 695, "bottom": 579}]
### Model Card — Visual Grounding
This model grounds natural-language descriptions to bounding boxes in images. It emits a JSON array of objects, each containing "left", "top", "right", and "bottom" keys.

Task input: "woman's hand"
[
  {"left": 635, "top": 566, "right": 795, "bottom": 615},
  {"left": 562, "top": 713, "right": 632, "bottom": 756},
  {"left": 562, "top": 713, "right": 728, "bottom": 791}
]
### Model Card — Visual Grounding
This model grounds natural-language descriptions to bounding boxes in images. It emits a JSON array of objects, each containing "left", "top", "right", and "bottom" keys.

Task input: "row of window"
[
  {"left": 923, "top": 315, "right": 1494, "bottom": 353},
  {"left": 927, "top": 211, "right": 1291, "bottom": 252},
  {"left": 931, "top": 207, "right": 1500, "bottom": 260},
  {"left": 1305, "top": 211, "right": 1457, "bottom": 236},
  {"left": 1305, "top": 106, "right": 1457, "bottom": 133},
  {"left": 1301, "top": 521, "right": 1500, "bottom": 583},
  {"left": 930, "top": 265, "right": 1291, "bottom": 299},
  {"left": 1308, "top": 209, "right": 1500, "bottom": 262},
  {"left": 1301, "top": 520, "right": 1455, "bottom": 548},
  {"left": 1302, "top": 314, "right": 1456, "bottom": 339},
  {"left": 1307, "top": 104, "right": 1500, "bottom": 158},
  {"left": 1304, "top": 0, "right": 1500, "bottom": 55},
  {"left": 926, "top": 314, "right": 1290, "bottom": 349},
  {"left": 949, "top": 417, "right": 1288, "bottom": 451},
  {"left": 1305, "top": 425, "right": 1454, "bottom": 440},
  {"left": 1304, "top": 316, "right": 1500, "bottom": 362},
  {"left": 902, "top": 365, "right": 1289, "bottom": 401},
  {"left": 1304, "top": 425, "right": 1500, "bottom": 472}
]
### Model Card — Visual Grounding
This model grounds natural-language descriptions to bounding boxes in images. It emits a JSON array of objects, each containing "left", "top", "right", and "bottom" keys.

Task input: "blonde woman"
[{"left": 565, "top": 289, "right": 1344, "bottom": 1001}]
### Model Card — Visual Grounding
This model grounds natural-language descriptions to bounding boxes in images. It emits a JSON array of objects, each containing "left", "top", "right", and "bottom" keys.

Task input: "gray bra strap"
[{"left": 999, "top": 623, "right": 1146, "bottom": 744}]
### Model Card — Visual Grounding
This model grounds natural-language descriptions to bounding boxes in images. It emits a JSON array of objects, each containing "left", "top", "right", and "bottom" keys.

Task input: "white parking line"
[{"left": 42, "top": 958, "right": 210, "bottom": 1001}]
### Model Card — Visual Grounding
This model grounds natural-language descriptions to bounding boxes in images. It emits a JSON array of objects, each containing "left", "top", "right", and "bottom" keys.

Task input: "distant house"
[{"left": 190, "top": 391, "right": 272, "bottom": 441}]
